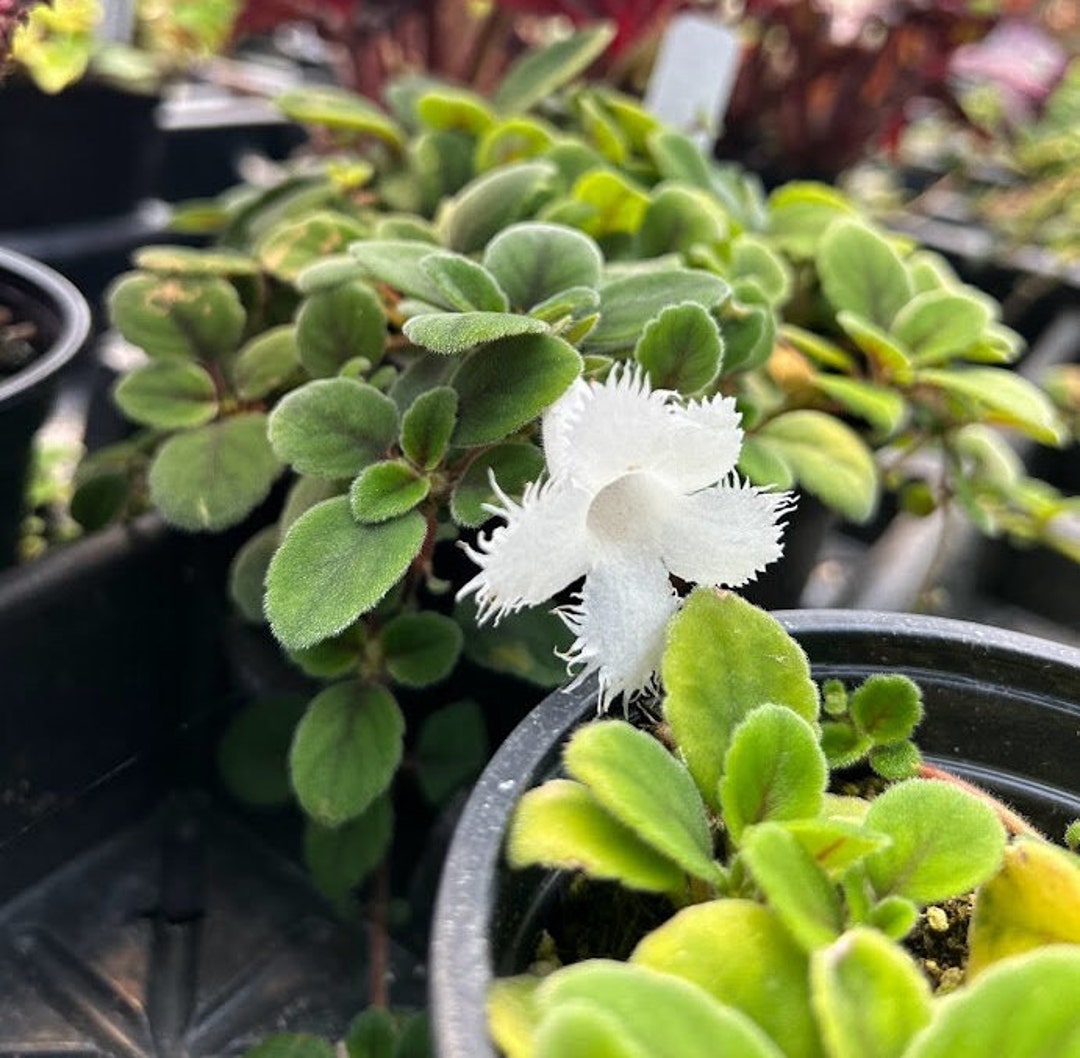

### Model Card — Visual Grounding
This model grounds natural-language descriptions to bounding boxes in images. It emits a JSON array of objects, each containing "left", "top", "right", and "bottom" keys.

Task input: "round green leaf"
[
  {"left": 507, "top": 779, "right": 688, "bottom": 895},
  {"left": 733, "top": 236, "right": 792, "bottom": 305},
  {"left": 257, "top": 211, "right": 367, "bottom": 284},
  {"left": 482, "top": 222, "right": 603, "bottom": 311},
  {"left": 289, "top": 682, "right": 404, "bottom": 826},
  {"left": 133, "top": 244, "right": 259, "bottom": 277},
  {"left": 304, "top": 793, "right": 393, "bottom": 902},
  {"left": 149, "top": 413, "right": 281, "bottom": 532},
  {"left": 849, "top": 674, "right": 924, "bottom": 744},
  {"left": 350, "top": 240, "right": 447, "bottom": 304},
  {"left": 476, "top": 117, "right": 556, "bottom": 170},
  {"left": 228, "top": 526, "right": 278, "bottom": 624},
  {"left": 633, "top": 302, "right": 723, "bottom": 394},
  {"left": 403, "top": 311, "right": 548, "bottom": 355},
  {"left": 113, "top": 361, "right": 218, "bottom": 429},
  {"left": 450, "top": 442, "right": 545, "bottom": 527},
  {"left": 811, "top": 928, "right": 931, "bottom": 1058},
  {"left": 631, "top": 901, "right": 819, "bottom": 1058},
  {"left": 719, "top": 704, "right": 827, "bottom": 842},
  {"left": 766, "top": 181, "right": 858, "bottom": 260},
  {"left": 268, "top": 378, "right": 399, "bottom": 478},
  {"left": 401, "top": 386, "right": 457, "bottom": 470},
  {"left": 233, "top": 325, "right": 300, "bottom": 401},
  {"left": 380, "top": 610, "right": 463, "bottom": 688},
  {"left": 415, "top": 699, "right": 488, "bottom": 803},
  {"left": 565, "top": 720, "right": 720, "bottom": 885},
  {"left": 350, "top": 460, "right": 430, "bottom": 524},
  {"left": 218, "top": 695, "right": 306, "bottom": 807},
  {"left": 662, "top": 590, "right": 819, "bottom": 811},
  {"left": 419, "top": 251, "right": 510, "bottom": 313},
  {"left": 278, "top": 475, "right": 343, "bottom": 536},
  {"left": 864, "top": 779, "right": 1007, "bottom": 904},
  {"left": 755, "top": 411, "right": 879, "bottom": 524},
  {"left": 585, "top": 270, "right": 729, "bottom": 355},
  {"left": 569, "top": 169, "right": 649, "bottom": 238},
  {"left": 416, "top": 86, "right": 495, "bottom": 134},
  {"left": 458, "top": 598, "right": 573, "bottom": 688},
  {"left": 452, "top": 331, "right": 581, "bottom": 446},
  {"left": 535, "top": 1003, "right": 649, "bottom": 1058},
  {"left": 109, "top": 273, "right": 245, "bottom": 360},
  {"left": 296, "top": 280, "right": 387, "bottom": 377},
  {"left": 638, "top": 185, "right": 727, "bottom": 258},
  {"left": 817, "top": 219, "right": 913, "bottom": 328},
  {"left": 905, "top": 948, "right": 1080, "bottom": 1058},
  {"left": 295, "top": 253, "right": 365, "bottom": 294},
  {"left": 266, "top": 497, "right": 425, "bottom": 651},
  {"left": 440, "top": 161, "right": 557, "bottom": 254},
  {"left": 893, "top": 290, "right": 993, "bottom": 365}
]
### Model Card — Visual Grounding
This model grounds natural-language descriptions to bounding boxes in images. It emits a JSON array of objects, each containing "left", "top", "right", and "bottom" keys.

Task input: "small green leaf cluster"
[
  {"left": 243, "top": 1008, "right": 430, "bottom": 1058},
  {"left": 494, "top": 589, "right": 1080, "bottom": 1058}
]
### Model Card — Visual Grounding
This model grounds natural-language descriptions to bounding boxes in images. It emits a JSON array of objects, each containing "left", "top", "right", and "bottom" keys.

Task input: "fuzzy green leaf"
[
  {"left": 440, "top": 162, "right": 557, "bottom": 254},
  {"left": 218, "top": 695, "right": 306, "bottom": 807},
  {"left": 458, "top": 598, "right": 573, "bottom": 687},
  {"left": 278, "top": 475, "right": 342, "bottom": 535},
  {"left": 452, "top": 331, "right": 581, "bottom": 445},
  {"left": 812, "top": 375, "right": 908, "bottom": 435},
  {"left": 265, "top": 497, "right": 425, "bottom": 650},
  {"left": 756, "top": 410, "right": 879, "bottom": 523},
  {"left": 493, "top": 24, "right": 616, "bottom": 114},
  {"left": 350, "top": 240, "right": 447, "bottom": 304},
  {"left": 419, "top": 251, "right": 509, "bottom": 312},
  {"left": 149, "top": 413, "right": 280, "bottom": 531},
  {"left": 349, "top": 460, "right": 429, "bottom": 523},
  {"left": 537, "top": 961, "right": 786, "bottom": 1058},
  {"left": 565, "top": 720, "right": 720, "bottom": 885},
  {"left": 476, "top": 117, "right": 556, "bottom": 171},
  {"left": 904, "top": 948, "right": 1080, "bottom": 1058},
  {"left": 401, "top": 386, "right": 457, "bottom": 470},
  {"left": 268, "top": 378, "right": 398, "bottom": 478},
  {"left": 276, "top": 86, "right": 404, "bottom": 148},
  {"left": 632, "top": 901, "right": 821, "bottom": 1058},
  {"left": 633, "top": 302, "right": 723, "bottom": 393},
  {"left": 528, "top": 285, "right": 600, "bottom": 326},
  {"left": 779, "top": 817, "right": 890, "bottom": 876},
  {"left": 416, "top": 86, "right": 495, "bottom": 134},
  {"left": 569, "top": 169, "right": 649, "bottom": 238},
  {"left": 893, "top": 290, "right": 993, "bottom": 365},
  {"left": 133, "top": 244, "right": 259, "bottom": 277},
  {"left": 109, "top": 273, "right": 245, "bottom": 360},
  {"left": 296, "top": 253, "right": 365, "bottom": 294},
  {"left": 719, "top": 704, "right": 828, "bottom": 843},
  {"left": 869, "top": 740, "right": 922, "bottom": 780},
  {"left": 585, "top": 270, "right": 729, "bottom": 355},
  {"left": 638, "top": 185, "right": 726, "bottom": 257},
  {"left": 113, "top": 361, "right": 218, "bottom": 429},
  {"left": 380, "top": 611, "right": 463, "bottom": 688},
  {"left": 917, "top": 367, "right": 1066, "bottom": 445},
  {"left": 849, "top": 674, "right": 924, "bottom": 743},
  {"left": 233, "top": 325, "right": 300, "bottom": 400},
  {"left": 296, "top": 280, "right": 386, "bottom": 377},
  {"left": 864, "top": 779, "right": 1007, "bottom": 905},
  {"left": 817, "top": 220, "right": 913, "bottom": 328},
  {"left": 835, "top": 310, "right": 913, "bottom": 380},
  {"left": 304, "top": 794, "right": 393, "bottom": 902},
  {"left": 257, "top": 211, "right": 367, "bottom": 284},
  {"left": 733, "top": 236, "right": 792, "bottom": 305},
  {"left": 228, "top": 526, "right": 277, "bottom": 624},
  {"left": 290, "top": 682, "right": 404, "bottom": 826},
  {"left": 415, "top": 699, "right": 487, "bottom": 804},
  {"left": 403, "top": 311, "right": 548, "bottom": 355},
  {"left": 662, "top": 590, "right": 819, "bottom": 811},
  {"left": 737, "top": 436, "right": 795, "bottom": 491},
  {"left": 741, "top": 823, "right": 843, "bottom": 949},
  {"left": 811, "top": 928, "right": 932, "bottom": 1058},
  {"left": 507, "top": 779, "right": 687, "bottom": 894},
  {"left": 482, "top": 222, "right": 603, "bottom": 311},
  {"left": 450, "top": 442, "right": 544, "bottom": 526},
  {"left": 535, "top": 1004, "right": 648, "bottom": 1058}
]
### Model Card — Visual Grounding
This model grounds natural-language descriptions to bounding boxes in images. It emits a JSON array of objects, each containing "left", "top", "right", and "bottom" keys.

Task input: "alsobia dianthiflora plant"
[{"left": 77, "top": 26, "right": 1079, "bottom": 895}]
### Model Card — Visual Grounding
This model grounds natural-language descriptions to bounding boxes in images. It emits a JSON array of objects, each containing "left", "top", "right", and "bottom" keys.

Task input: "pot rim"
[
  {"left": 429, "top": 607, "right": 1080, "bottom": 1058},
  {"left": 0, "top": 245, "right": 92, "bottom": 410}
]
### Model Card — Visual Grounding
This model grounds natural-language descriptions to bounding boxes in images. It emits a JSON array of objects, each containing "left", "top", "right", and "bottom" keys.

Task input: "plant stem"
[
  {"left": 918, "top": 761, "right": 1047, "bottom": 839},
  {"left": 368, "top": 858, "right": 391, "bottom": 1009}
]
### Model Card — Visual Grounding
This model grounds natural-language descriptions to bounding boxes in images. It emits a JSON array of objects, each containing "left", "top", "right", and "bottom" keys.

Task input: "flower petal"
[
  {"left": 559, "top": 549, "right": 679, "bottom": 710},
  {"left": 457, "top": 477, "right": 592, "bottom": 621},
  {"left": 543, "top": 366, "right": 745, "bottom": 494},
  {"left": 658, "top": 480, "right": 793, "bottom": 588}
]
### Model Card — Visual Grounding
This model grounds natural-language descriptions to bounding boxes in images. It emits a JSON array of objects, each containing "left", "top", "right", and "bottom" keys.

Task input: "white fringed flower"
[{"left": 459, "top": 365, "right": 792, "bottom": 708}]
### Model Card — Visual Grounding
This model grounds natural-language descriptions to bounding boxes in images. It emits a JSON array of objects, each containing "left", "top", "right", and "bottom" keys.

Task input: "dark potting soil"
[{"left": 0, "top": 302, "right": 38, "bottom": 380}]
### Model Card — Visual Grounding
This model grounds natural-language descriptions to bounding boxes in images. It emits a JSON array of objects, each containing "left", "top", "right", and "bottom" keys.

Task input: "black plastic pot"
[
  {"left": 430, "top": 609, "right": 1080, "bottom": 1058},
  {"left": 0, "top": 246, "right": 91, "bottom": 566}
]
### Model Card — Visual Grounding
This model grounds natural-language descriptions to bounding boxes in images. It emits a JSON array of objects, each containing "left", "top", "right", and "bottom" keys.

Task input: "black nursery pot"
[
  {"left": 0, "top": 247, "right": 91, "bottom": 565},
  {"left": 430, "top": 609, "right": 1080, "bottom": 1058}
]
